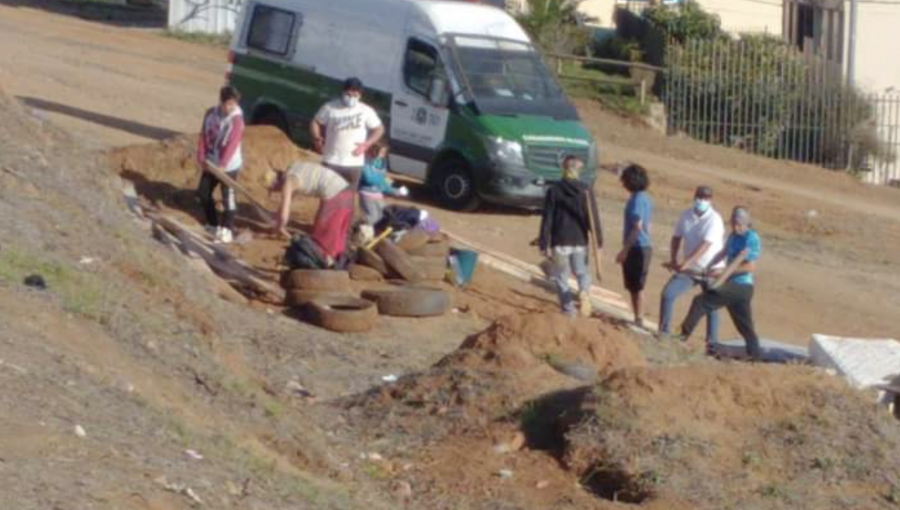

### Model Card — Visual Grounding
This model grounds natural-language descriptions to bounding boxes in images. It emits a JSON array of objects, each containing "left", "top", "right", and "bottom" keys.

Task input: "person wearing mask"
[
  {"left": 658, "top": 186, "right": 726, "bottom": 347},
  {"left": 267, "top": 162, "right": 353, "bottom": 263},
  {"left": 310, "top": 77, "right": 385, "bottom": 192},
  {"left": 538, "top": 155, "right": 603, "bottom": 317},
  {"left": 197, "top": 85, "right": 245, "bottom": 244},
  {"left": 678, "top": 206, "right": 763, "bottom": 360},
  {"left": 616, "top": 164, "right": 653, "bottom": 328}
]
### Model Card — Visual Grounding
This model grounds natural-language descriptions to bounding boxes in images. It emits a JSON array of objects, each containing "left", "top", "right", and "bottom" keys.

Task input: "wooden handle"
[{"left": 203, "top": 160, "right": 276, "bottom": 227}]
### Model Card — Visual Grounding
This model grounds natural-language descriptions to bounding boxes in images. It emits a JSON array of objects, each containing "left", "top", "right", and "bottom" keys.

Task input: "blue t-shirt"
[
  {"left": 623, "top": 191, "right": 653, "bottom": 248},
  {"left": 725, "top": 229, "right": 762, "bottom": 285}
]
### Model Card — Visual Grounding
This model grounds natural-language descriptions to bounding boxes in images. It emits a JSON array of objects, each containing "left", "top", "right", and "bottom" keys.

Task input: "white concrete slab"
[{"left": 809, "top": 334, "right": 900, "bottom": 407}]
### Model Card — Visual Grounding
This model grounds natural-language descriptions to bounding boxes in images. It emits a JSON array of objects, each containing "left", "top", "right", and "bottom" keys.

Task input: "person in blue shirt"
[
  {"left": 678, "top": 206, "right": 763, "bottom": 360},
  {"left": 616, "top": 164, "right": 653, "bottom": 328},
  {"left": 359, "top": 142, "right": 408, "bottom": 225}
]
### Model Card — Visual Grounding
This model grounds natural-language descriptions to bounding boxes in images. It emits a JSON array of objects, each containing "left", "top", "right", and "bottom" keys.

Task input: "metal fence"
[{"left": 663, "top": 37, "right": 900, "bottom": 185}]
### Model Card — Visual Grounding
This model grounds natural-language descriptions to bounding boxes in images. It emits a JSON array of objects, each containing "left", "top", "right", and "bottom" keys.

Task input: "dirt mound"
[
  {"left": 108, "top": 125, "right": 318, "bottom": 209},
  {"left": 565, "top": 364, "right": 900, "bottom": 508},
  {"left": 456, "top": 312, "right": 646, "bottom": 375}
]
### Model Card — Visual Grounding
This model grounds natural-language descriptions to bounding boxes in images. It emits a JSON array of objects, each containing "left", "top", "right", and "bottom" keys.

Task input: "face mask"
[
  {"left": 694, "top": 199, "right": 711, "bottom": 214},
  {"left": 342, "top": 94, "right": 359, "bottom": 107},
  {"left": 371, "top": 157, "right": 385, "bottom": 170}
]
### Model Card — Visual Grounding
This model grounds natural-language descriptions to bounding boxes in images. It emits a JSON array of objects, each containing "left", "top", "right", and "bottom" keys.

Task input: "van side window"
[
  {"left": 403, "top": 39, "right": 442, "bottom": 97},
  {"left": 247, "top": 5, "right": 298, "bottom": 56}
]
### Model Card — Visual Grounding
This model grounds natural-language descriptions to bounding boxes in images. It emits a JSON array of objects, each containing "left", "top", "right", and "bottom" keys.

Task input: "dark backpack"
[{"left": 284, "top": 234, "right": 328, "bottom": 270}]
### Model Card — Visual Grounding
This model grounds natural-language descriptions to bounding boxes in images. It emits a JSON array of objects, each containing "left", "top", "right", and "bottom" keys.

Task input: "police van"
[{"left": 228, "top": 0, "right": 598, "bottom": 209}]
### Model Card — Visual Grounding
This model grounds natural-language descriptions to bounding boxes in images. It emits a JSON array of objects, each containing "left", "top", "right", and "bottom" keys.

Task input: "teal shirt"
[{"left": 726, "top": 230, "right": 762, "bottom": 285}]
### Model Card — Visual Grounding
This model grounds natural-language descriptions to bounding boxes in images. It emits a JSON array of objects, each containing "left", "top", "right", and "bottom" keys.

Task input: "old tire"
[
  {"left": 409, "top": 256, "right": 448, "bottom": 282},
  {"left": 285, "top": 289, "right": 353, "bottom": 308},
  {"left": 375, "top": 240, "right": 424, "bottom": 283},
  {"left": 408, "top": 239, "right": 451, "bottom": 258},
  {"left": 357, "top": 248, "right": 390, "bottom": 276},
  {"left": 396, "top": 229, "right": 430, "bottom": 253},
  {"left": 285, "top": 269, "right": 351, "bottom": 291},
  {"left": 349, "top": 264, "right": 385, "bottom": 282},
  {"left": 309, "top": 297, "right": 378, "bottom": 333},
  {"left": 361, "top": 287, "right": 451, "bottom": 317}
]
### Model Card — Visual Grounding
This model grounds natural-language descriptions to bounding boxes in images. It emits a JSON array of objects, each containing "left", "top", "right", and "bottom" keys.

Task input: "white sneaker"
[{"left": 214, "top": 227, "right": 234, "bottom": 244}]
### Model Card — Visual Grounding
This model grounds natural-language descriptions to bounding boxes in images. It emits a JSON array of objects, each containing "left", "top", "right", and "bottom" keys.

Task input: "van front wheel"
[{"left": 430, "top": 159, "right": 480, "bottom": 212}]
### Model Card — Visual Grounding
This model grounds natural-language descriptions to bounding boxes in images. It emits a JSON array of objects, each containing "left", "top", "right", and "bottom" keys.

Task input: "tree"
[
  {"left": 642, "top": 0, "right": 722, "bottom": 44},
  {"left": 517, "top": 0, "right": 591, "bottom": 55}
]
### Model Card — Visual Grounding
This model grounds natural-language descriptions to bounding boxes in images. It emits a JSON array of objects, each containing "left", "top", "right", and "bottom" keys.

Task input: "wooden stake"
[{"left": 585, "top": 190, "right": 603, "bottom": 282}]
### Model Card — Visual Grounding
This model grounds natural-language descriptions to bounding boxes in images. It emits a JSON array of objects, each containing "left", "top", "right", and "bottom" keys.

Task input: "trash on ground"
[
  {"left": 74, "top": 424, "right": 87, "bottom": 438},
  {"left": 185, "top": 449, "right": 203, "bottom": 461},
  {"left": 381, "top": 374, "right": 399, "bottom": 383},
  {"left": 23, "top": 274, "right": 46, "bottom": 289}
]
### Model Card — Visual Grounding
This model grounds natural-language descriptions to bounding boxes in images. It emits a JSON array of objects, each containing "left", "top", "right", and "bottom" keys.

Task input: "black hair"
[
  {"left": 620, "top": 164, "right": 650, "bottom": 192},
  {"left": 343, "top": 77, "right": 364, "bottom": 92},
  {"left": 562, "top": 154, "right": 583, "bottom": 167},
  {"left": 219, "top": 85, "right": 240, "bottom": 104}
]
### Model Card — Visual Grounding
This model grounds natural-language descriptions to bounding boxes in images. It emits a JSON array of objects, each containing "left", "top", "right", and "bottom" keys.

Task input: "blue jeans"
[
  {"left": 659, "top": 273, "right": 719, "bottom": 343},
  {"left": 552, "top": 249, "right": 591, "bottom": 313}
]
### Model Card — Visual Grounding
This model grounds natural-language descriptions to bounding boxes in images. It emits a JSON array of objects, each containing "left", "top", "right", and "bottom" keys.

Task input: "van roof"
[{"left": 256, "top": 0, "right": 531, "bottom": 43}]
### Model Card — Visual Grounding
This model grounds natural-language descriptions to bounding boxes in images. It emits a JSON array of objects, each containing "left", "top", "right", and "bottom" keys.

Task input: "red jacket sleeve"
[{"left": 218, "top": 115, "right": 245, "bottom": 170}]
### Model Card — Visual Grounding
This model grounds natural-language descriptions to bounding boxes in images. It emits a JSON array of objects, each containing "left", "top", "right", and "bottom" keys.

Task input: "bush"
[
  {"left": 643, "top": 1, "right": 723, "bottom": 44},
  {"left": 517, "top": 0, "right": 592, "bottom": 54}
]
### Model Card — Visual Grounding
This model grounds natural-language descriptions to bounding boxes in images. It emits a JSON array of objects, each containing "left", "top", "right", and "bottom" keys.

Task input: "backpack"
[{"left": 284, "top": 234, "right": 328, "bottom": 270}]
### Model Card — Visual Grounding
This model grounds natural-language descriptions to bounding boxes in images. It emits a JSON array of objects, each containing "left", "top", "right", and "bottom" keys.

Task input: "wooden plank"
[{"left": 203, "top": 160, "right": 276, "bottom": 228}]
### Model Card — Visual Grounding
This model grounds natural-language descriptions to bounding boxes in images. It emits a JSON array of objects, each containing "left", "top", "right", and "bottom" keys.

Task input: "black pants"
[
  {"left": 681, "top": 281, "right": 762, "bottom": 360},
  {"left": 197, "top": 170, "right": 238, "bottom": 230}
]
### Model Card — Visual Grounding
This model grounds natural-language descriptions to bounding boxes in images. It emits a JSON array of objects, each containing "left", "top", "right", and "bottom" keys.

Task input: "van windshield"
[{"left": 446, "top": 35, "right": 578, "bottom": 120}]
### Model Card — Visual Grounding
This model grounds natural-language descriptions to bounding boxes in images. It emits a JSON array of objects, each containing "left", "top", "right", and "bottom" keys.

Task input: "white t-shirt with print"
[
  {"left": 674, "top": 207, "right": 726, "bottom": 271},
  {"left": 314, "top": 99, "right": 382, "bottom": 167}
]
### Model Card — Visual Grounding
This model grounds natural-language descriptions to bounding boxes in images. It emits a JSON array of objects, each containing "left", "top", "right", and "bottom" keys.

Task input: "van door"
[{"left": 389, "top": 38, "right": 451, "bottom": 180}]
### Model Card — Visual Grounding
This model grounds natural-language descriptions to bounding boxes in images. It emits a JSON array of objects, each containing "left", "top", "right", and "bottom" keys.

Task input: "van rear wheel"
[
  {"left": 253, "top": 108, "right": 289, "bottom": 136},
  {"left": 430, "top": 158, "right": 480, "bottom": 211}
]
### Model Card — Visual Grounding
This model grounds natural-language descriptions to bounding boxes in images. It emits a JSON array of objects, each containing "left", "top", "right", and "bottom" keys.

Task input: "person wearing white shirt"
[
  {"left": 658, "top": 185, "right": 726, "bottom": 346},
  {"left": 309, "top": 77, "right": 385, "bottom": 192}
]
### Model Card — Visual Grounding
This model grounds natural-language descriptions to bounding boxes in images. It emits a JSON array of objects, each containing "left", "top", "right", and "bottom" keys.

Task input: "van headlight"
[{"left": 487, "top": 137, "right": 525, "bottom": 167}]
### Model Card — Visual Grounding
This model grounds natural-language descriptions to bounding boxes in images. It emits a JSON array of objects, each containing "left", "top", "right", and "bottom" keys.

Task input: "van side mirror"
[{"left": 428, "top": 76, "right": 449, "bottom": 107}]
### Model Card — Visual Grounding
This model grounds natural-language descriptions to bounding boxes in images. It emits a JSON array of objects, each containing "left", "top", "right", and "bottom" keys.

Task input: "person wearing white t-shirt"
[
  {"left": 309, "top": 77, "right": 385, "bottom": 191},
  {"left": 658, "top": 185, "right": 726, "bottom": 346}
]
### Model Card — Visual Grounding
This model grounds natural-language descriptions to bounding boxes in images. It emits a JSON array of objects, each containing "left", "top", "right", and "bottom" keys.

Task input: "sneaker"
[
  {"left": 578, "top": 291, "right": 592, "bottom": 317},
  {"left": 563, "top": 308, "right": 578, "bottom": 318},
  {"left": 214, "top": 227, "right": 234, "bottom": 244}
]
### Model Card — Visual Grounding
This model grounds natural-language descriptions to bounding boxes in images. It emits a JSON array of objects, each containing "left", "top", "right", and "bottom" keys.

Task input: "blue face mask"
[{"left": 694, "top": 199, "right": 711, "bottom": 214}]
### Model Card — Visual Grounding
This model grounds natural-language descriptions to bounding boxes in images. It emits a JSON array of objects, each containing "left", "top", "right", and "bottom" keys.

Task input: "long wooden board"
[{"left": 203, "top": 160, "right": 276, "bottom": 227}]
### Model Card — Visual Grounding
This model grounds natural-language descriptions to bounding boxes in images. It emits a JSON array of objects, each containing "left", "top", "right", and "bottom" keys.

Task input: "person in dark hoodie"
[{"left": 538, "top": 155, "right": 603, "bottom": 317}]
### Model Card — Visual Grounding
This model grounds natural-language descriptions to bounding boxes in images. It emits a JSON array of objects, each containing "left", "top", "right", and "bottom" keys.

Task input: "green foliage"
[
  {"left": 517, "top": 0, "right": 591, "bottom": 54},
  {"left": 643, "top": 0, "right": 723, "bottom": 44}
]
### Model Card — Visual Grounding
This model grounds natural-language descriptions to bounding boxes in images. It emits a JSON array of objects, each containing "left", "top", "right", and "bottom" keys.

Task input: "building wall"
[
  {"left": 695, "top": 0, "right": 782, "bottom": 34},
  {"left": 168, "top": 0, "right": 242, "bottom": 34},
  {"left": 852, "top": 2, "right": 900, "bottom": 93}
]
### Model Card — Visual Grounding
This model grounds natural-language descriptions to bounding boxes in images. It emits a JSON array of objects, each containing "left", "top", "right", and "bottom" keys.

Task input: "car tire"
[
  {"left": 285, "top": 289, "right": 354, "bottom": 308},
  {"left": 396, "top": 229, "right": 430, "bottom": 253},
  {"left": 409, "top": 256, "right": 448, "bottom": 282},
  {"left": 309, "top": 297, "right": 378, "bottom": 333},
  {"left": 357, "top": 248, "right": 390, "bottom": 276},
  {"left": 430, "top": 158, "right": 480, "bottom": 211},
  {"left": 285, "top": 269, "right": 351, "bottom": 291},
  {"left": 375, "top": 240, "right": 424, "bottom": 283},
  {"left": 349, "top": 264, "right": 385, "bottom": 282},
  {"left": 362, "top": 287, "right": 451, "bottom": 317}
]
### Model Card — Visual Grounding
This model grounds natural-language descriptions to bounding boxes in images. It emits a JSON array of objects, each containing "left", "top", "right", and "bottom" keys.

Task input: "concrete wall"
[
  {"left": 168, "top": 0, "right": 242, "bottom": 34},
  {"left": 851, "top": 2, "right": 900, "bottom": 93}
]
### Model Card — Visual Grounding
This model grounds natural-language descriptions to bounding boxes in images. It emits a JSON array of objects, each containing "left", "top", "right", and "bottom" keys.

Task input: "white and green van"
[{"left": 228, "top": 0, "right": 598, "bottom": 210}]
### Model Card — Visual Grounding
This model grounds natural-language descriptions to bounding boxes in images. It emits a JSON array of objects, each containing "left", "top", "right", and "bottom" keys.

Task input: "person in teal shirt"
[
  {"left": 616, "top": 164, "right": 653, "bottom": 328},
  {"left": 679, "top": 206, "right": 762, "bottom": 360}
]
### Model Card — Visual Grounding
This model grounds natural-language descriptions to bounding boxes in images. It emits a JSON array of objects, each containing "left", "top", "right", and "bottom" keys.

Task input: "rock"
[
  {"left": 392, "top": 480, "right": 412, "bottom": 499},
  {"left": 23, "top": 274, "right": 47, "bottom": 290},
  {"left": 185, "top": 449, "right": 204, "bottom": 461},
  {"left": 367, "top": 452, "right": 384, "bottom": 462},
  {"left": 498, "top": 469, "right": 513, "bottom": 479},
  {"left": 509, "top": 432, "right": 526, "bottom": 451},
  {"left": 74, "top": 425, "right": 87, "bottom": 438},
  {"left": 536, "top": 480, "right": 550, "bottom": 490}
]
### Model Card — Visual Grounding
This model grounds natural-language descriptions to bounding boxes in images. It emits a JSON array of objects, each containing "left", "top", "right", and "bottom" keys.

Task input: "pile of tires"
[
  {"left": 362, "top": 286, "right": 452, "bottom": 318},
  {"left": 282, "top": 269, "right": 378, "bottom": 333},
  {"left": 353, "top": 230, "right": 451, "bottom": 285}
]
